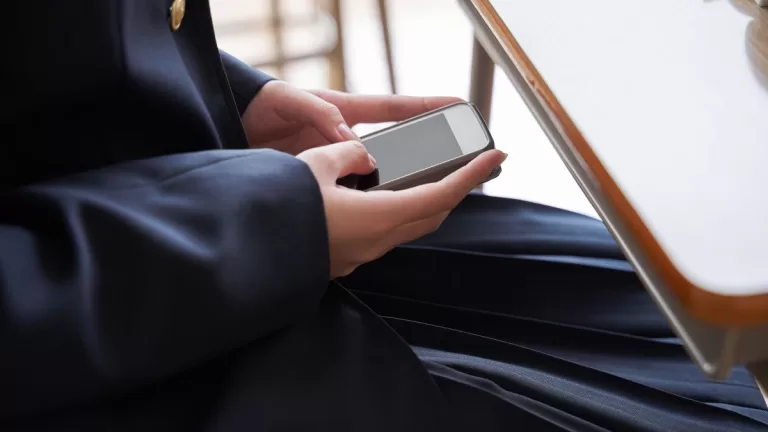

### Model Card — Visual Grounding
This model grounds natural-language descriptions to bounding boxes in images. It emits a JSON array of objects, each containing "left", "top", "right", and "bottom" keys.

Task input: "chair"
[{"left": 254, "top": 0, "right": 398, "bottom": 93}]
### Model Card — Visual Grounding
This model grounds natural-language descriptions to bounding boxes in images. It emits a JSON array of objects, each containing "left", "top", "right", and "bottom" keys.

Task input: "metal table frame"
[{"left": 460, "top": 0, "right": 767, "bottom": 402}]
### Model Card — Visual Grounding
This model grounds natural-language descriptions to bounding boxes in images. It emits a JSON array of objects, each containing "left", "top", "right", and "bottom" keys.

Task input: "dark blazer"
[
  {"left": 2, "top": 1, "right": 452, "bottom": 430},
  {"left": 0, "top": 0, "right": 456, "bottom": 432},
  {"left": 2, "top": 0, "right": 332, "bottom": 423}
]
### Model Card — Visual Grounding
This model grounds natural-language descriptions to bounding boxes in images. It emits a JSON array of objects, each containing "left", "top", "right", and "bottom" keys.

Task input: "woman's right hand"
[{"left": 297, "top": 140, "right": 507, "bottom": 278}]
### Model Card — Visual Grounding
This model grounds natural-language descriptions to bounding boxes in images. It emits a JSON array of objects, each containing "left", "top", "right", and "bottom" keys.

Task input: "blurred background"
[{"left": 211, "top": 0, "right": 597, "bottom": 217}]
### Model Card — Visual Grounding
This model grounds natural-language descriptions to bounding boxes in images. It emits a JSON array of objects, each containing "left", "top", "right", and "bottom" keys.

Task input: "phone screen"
[{"left": 363, "top": 114, "right": 463, "bottom": 184}]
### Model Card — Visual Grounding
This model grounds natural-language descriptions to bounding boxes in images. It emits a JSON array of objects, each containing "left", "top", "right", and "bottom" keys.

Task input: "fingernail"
[
  {"left": 337, "top": 123, "right": 359, "bottom": 141},
  {"left": 501, "top": 151, "right": 509, "bottom": 162},
  {"left": 368, "top": 154, "right": 377, "bottom": 167}
]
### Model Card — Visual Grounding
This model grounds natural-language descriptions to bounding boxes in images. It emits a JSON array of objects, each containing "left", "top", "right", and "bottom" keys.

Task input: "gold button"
[{"left": 169, "top": 0, "right": 186, "bottom": 32}]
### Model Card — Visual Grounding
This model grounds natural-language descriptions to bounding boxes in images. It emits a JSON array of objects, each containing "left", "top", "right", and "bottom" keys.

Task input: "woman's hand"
[
  {"left": 297, "top": 140, "right": 507, "bottom": 278},
  {"left": 242, "top": 81, "right": 462, "bottom": 155}
]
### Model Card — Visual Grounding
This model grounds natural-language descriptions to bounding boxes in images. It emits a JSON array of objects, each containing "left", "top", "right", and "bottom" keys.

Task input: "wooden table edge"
[{"left": 464, "top": 0, "right": 768, "bottom": 327}]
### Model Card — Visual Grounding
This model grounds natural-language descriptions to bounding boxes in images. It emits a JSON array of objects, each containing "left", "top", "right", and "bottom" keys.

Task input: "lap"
[
  {"left": 344, "top": 194, "right": 665, "bottom": 336},
  {"left": 21, "top": 195, "right": 764, "bottom": 431},
  {"left": 340, "top": 194, "right": 768, "bottom": 431}
]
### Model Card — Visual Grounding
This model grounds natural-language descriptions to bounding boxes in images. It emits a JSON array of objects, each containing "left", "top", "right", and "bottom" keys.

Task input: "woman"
[{"left": 2, "top": 1, "right": 766, "bottom": 430}]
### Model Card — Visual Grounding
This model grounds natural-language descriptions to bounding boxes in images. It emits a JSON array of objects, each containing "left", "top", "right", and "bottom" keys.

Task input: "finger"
[
  {"left": 363, "top": 150, "right": 507, "bottom": 224},
  {"left": 272, "top": 83, "right": 358, "bottom": 143},
  {"left": 309, "top": 91, "right": 463, "bottom": 126},
  {"left": 297, "top": 140, "right": 376, "bottom": 182}
]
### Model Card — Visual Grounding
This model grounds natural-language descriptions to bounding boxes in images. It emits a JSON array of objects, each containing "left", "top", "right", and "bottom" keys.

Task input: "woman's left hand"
[{"left": 242, "top": 80, "right": 462, "bottom": 155}]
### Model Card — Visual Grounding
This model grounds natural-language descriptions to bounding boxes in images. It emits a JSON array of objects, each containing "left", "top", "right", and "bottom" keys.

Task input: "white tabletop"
[{"left": 482, "top": 0, "right": 768, "bottom": 297}]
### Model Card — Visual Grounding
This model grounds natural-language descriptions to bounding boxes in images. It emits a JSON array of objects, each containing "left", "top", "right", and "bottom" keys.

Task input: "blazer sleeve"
[
  {"left": 0, "top": 149, "right": 330, "bottom": 418},
  {"left": 220, "top": 50, "right": 275, "bottom": 116}
]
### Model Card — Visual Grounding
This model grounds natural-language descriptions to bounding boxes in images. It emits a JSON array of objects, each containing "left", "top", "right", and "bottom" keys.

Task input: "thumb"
[
  {"left": 275, "top": 85, "right": 358, "bottom": 143},
  {"left": 439, "top": 150, "right": 507, "bottom": 195},
  {"left": 297, "top": 140, "right": 376, "bottom": 182}
]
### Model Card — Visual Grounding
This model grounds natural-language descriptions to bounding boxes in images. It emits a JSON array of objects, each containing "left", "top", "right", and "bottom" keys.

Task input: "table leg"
[
  {"left": 469, "top": 37, "right": 495, "bottom": 193},
  {"left": 469, "top": 36, "right": 495, "bottom": 125},
  {"left": 747, "top": 360, "right": 768, "bottom": 408}
]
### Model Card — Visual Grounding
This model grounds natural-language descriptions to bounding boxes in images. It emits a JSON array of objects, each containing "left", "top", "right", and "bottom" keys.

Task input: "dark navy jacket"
[
  {"left": 2, "top": 1, "right": 452, "bottom": 430},
  {"left": 2, "top": 0, "right": 336, "bottom": 424}
]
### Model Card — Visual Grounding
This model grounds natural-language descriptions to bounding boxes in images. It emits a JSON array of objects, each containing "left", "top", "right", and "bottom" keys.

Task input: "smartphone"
[{"left": 340, "top": 102, "right": 500, "bottom": 191}]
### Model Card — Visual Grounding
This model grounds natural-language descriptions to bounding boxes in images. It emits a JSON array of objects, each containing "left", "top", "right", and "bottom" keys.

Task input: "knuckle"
[
  {"left": 308, "top": 150, "right": 335, "bottom": 171},
  {"left": 357, "top": 146, "right": 371, "bottom": 163},
  {"left": 338, "top": 141, "right": 368, "bottom": 166},
  {"left": 346, "top": 140, "right": 366, "bottom": 153},
  {"left": 310, "top": 147, "right": 332, "bottom": 164},
  {"left": 319, "top": 100, "right": 343, "bottom": 121}
]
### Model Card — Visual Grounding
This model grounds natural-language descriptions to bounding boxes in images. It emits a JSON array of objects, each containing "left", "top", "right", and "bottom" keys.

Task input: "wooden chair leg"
[
  {"left": 469, "top": 37, "right": 495, "bottom": 125},
  {"left": 328, "top": 0, "right": 347, "bottom": 91},
  {"left": 270, "top": 0, "right": 286, "bottom": 80},
  {"left": 377, "top": 0, "right": 397, "bottom": 94}
]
